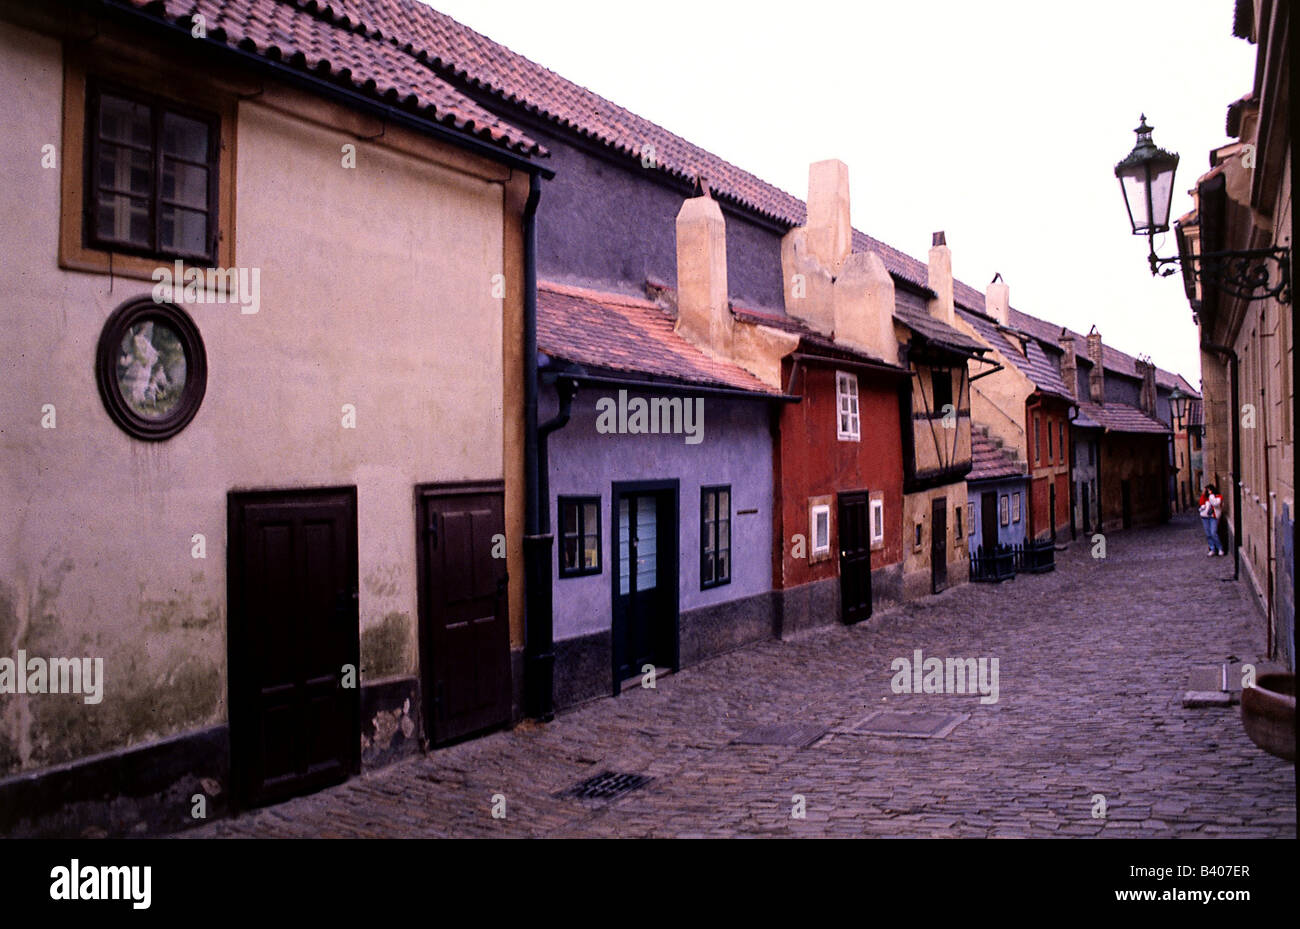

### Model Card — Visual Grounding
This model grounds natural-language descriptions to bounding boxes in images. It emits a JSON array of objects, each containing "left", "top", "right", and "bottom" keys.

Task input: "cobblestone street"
[{"left": 190, "top": 514, "right": 1295, "bottom": 838}]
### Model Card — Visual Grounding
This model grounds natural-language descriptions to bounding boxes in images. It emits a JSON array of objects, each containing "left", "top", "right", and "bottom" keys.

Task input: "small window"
[
  {"left": 967, "top": 502, "right": 975, "bottom": 532},
  {"left": 835, "top": 371, "right": 860, "bottom": 440},
  {"left": 1000, "top": 495, "right": 1010, "bottom": 526},
  {"left": 1058, "top": 421, "right": 1066, "bottom": 464},
  {"left": 558, "top": 496, "right": 601, "bottom": 577},
  {"left": 1034, "top": 416, "right": 1041, "bottom": 463},
  {"left": 811, "top": 503, "right": 831, "bottom": 556},
  {"left": 1047, "top": 416, "right": 1054, "bottom": 461},
  {"left": 1012, "top": 492, "right": 1022, "bottom": 523},
  {"left": 701, "top": 486, "right": 731, "bottom": 589},
  {"left": 931, "top": 368, "right": 953, "bottom": 414},
  {"left": 914, "top": 521, "right": 924, "bottom": 550},
  {"left": 86, "top": 82, "right": 219, "bottom": 263},
  {"left": 954, "top": 505, "right": 963, "bottom": 540},
  {"left": 869, "top": 498, "right": 885, "bottom": 546}
]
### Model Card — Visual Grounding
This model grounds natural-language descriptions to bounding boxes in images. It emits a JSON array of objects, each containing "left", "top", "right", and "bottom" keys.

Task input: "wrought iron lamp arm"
[{"left": 1147, "top": 237, "right": 1291, "bottom": 304}]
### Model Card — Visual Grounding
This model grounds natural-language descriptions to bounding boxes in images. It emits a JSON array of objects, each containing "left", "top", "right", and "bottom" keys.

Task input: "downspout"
[
  {"left": 521, "top": 172, "right": 555, "bottom": 721},
  {"left": 1204, "top": 343, "right": 1243, "bottom": 583}
]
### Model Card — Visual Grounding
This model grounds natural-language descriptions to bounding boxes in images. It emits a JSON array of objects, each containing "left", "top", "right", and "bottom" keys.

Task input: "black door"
[
  {"left": 612, "top": 482, "right": 679, "bottom": 693},
  {"left": 228, "top": 487, "right": 359, "bottom": 808},
  {"left": 931, "top": 496, "right": 948, "bottom": 593},
  {"left": 1121, "top": 480, "right": 1132, "bottom": 529},
  {"left": 837, "top": 491, "right": 872, "bottom": 624},
  {"left": 1081, "top": 482, "right": 1091, "bottom": 534},
  {"left": 980, "top": 491, "right": 998, "bottom": 553},
  {"left": 417, "top": 484, "right": 510, "bottom": 746}
]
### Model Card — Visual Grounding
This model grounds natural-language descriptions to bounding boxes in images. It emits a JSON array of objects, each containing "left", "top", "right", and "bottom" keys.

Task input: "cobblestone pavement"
[{"left": 189, "top": 514, "right": 1296, "bottom": 838}]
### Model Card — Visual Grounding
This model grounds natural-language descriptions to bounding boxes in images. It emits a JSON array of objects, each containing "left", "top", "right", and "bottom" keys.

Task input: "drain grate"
[
  {"left": 559, "top": 770, "right": 653, "bottom": 802},
  {"left": 839, "top": 710, "right": 968, "bottom": 739},
  {"left": 732, "top": 724, "right": 828, "bottom": 747}
]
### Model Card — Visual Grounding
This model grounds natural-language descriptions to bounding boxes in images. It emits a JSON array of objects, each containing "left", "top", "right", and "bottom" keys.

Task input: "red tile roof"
[
  {"left": 537, "top": 282, "right": 777, "bottom": 395},
  {"left": 968, "top": 429, "right": 1027, "bottom": 482},
  {"left": 118, "top": 0, "right": 543, "bottom": 156},
  {"left": 1075, "top": 400, "right": 1169, "bottom": 435}
]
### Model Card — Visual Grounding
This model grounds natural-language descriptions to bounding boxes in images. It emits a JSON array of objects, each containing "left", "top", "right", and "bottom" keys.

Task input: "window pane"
[
  {"left": 562, "top": 536, "right": 578, "bottom": 570},
  {"left": 160, "top": 205, "right": 208, "bottom": 256},
  {"left": 583, "top": 502, "right": 598, "bottom": 536},
  {"left": 99, "top": 94, "right": 150, "bottom": 147},
  {"left": 96, "top": 192, "right": 150, "bottom": 246},
  {"left": 719, "top": 490, "right": 729, "bottom": 516},
  {"left": 719, "top": 518, "right": 729, "bottom": 552},
  {"left": 562, "top": 502, "right": 578, "bottom": 535},
  {"left": 702, "top": 552, "right": 714, "bottom": 584},
  {"left": 97, "top": 143, "right": 151, "bottom": 196},
  {"left": 703, "top": 492, "right": 714, "bottom": 522},
  {"left": 815, "top": 510, "right": 829, "bottom": 547},
  {"left": 717, "top": 549, "right": 729, "bottom": 581},
  {"left": 163, "top": 159, "right": 209, "bottom": 209},
  {"left": 704, "top": 520, "right": 714, "bottom": 554},
  {"left": 162, "top": 112, "right": 209, "bottom": 162},
  {"left": 583, "top": 533, "right": 599, "bottom": 569}
]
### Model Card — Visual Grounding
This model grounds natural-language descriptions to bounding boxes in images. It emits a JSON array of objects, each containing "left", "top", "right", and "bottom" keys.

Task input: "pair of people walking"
[{"left": 1198, "top": 484, "right": 1225, "bottom": 556}]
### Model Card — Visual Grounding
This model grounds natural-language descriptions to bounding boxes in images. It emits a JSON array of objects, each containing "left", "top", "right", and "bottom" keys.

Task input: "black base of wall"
[
  {"left": 680, "top": 589, "right": 777, "bottom": 665},
  {"left": 1, "top": 677, "right": 426, "bottom": 838},
  {"left": 553, "top": 630, "right": 613, "bottom": 709},
  {"left": 0, "top": 725, "right": 230, "bottom": 839}
]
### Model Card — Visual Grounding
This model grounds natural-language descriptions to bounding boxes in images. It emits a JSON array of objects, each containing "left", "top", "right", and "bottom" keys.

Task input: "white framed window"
[
  {"left": 811, "top": 503, "right": 831, "bottom": 556},
  {"left": 835, "top": 370, "right": 860, "bottom": 440},
  {"left": 869, "top": 497, "right": 884, "bottom": 545}
]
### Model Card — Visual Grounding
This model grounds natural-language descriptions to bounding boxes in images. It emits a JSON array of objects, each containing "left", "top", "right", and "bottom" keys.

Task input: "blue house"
[{"left": 967, "top": 426, "right": 1029, "bottom": 581}]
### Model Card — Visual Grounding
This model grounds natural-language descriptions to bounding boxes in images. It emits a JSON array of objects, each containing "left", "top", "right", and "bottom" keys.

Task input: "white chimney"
[
  {"left": 675, "top": 194, "right": 732, "bottom": 357},
  {"left": 833, "top": 250, "right": 898, "bottom": 363},
  {"left": 927, "top": 231, "right": 954, "bottom": 326},
  {"left": 986, "top": 272, "right": 1009, "bottom": 327}
]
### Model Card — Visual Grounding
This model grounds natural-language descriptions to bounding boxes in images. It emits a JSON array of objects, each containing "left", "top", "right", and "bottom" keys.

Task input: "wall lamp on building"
[{"left": 1114, "top": 115, "right": 1290, "bottom": 303}]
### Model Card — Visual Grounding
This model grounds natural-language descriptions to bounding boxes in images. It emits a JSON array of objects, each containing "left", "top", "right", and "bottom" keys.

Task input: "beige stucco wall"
[
  {"left": 901, "top": 483, "right": 969, "bottom": 601},
  {"left": 0, "top": 21, "right": 508, "bottom": 775}
]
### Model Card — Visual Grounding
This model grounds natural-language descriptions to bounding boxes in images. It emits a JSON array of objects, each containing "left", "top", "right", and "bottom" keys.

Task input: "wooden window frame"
[
  {"left": 700, "top": 485, "right": 731, "bottom": 590},
  {"left": 835, "top": 370, "right": 860, "bottom": 441},
  {"left": 1012, "top": 491, "right": 1022, "bottom": 524},
  {"left": 810, "top": 501, "right": 832, "bottom": 558},
  {"left": 557, "top": 495, "right": 602, "bottom": 578},
  {"left": 868, "top": 494, "right": 885, "bottom": 549},
  {"left": 84, "top": 79, "right": 221, "bottom": 265},
  {"left": 61, "top": 46, "right": 238, "bottom": 280},
  {"left": 1000, "top": 494, "right": 1010, "bottom": 527}
]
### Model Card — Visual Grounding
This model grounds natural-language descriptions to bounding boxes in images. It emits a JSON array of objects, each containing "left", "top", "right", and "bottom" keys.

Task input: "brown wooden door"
[
  {"left": 931, "top": 496, "right": 948, "bottom": 593},
  {"left": 228, "top": 487, "right": 359, "bottom": 808},
  {"left": 417, "top": 485, "right": 510, "bottom": 746},
  {"left": 837, "top": 491, "right": 872, "bottom": 624}
]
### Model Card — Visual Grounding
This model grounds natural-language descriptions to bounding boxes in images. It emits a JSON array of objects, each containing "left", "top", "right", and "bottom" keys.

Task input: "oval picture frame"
[{"left": 96, "top": 296, "right": 207, "bottom": 441}]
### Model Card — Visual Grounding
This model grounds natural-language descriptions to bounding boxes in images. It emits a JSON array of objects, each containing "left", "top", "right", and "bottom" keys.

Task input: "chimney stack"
[
  {"left": 675, "top": 194, "right": 732, "bottom": 358},
  {"left": 1086, "top": 325, "right": 1104, "bottom": 405},
  {"left": 806, "top": 159, "right": 852, "bottom": 274},
  {"left": 833, "top": 250, "right": 899, "bottom": 363},
  {"left": 1058, "top": 328, "right": 1077, "bottom": 399},
  {"left": 986, "top": 272, "right": 1010, "bottom": 327},
  {"left": 1137, "top": 356, "right": 1157, "bottom": 416},
  {"left": 927, "top": 231, "right": 954, "bottom": 326}
]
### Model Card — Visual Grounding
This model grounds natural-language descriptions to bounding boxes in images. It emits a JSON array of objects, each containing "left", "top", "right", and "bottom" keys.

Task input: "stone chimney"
[
  {"left": 1086, "top": 325, "right": 1104, "bottom": 405},
  {"left": 1137, "top": 356, "right": 1157, "bottom": 416},
  {"left": 675, "top": 194, "right": 732, "bottom": 358},
  {"left": 805, "top": 159, "right": 852, "bottom": 274},
  {"left": 833, "top": 250, "right": 898, "bottom": 363},
  {"left": 1058, "top": 328, "right": 1077, "bottom": 399},
  {"left": 986, "top": 272, "right": 1009, "bottom": 327},
  {"left": 927, "top": 231, "right": 954, "bottom": 326}
]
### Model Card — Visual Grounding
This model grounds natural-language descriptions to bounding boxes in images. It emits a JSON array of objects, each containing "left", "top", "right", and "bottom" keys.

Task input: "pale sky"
[{"left": 427, "top": 0, "right": 1257, "bottom": 387}]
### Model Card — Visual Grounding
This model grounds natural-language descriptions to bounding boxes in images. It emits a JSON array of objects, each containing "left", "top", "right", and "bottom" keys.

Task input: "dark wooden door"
[
  {"left": 417, "top": 485, "right": 510, "bottom": 746},
  {"left": 1121, "top": 480, "right": 1132, "bottom": 529},
  {"left": 1049, "top": 481, "right": 1058, "bottom": 540},
  {"left": 980, "top": 491, "right": 998, "bottom": 553},
  {"left": 1081, "top": 482, "right": 1091, "bottom": 533},
  {"left": 228, "top": 487, "right": 359, "bottom": 808},
  {"left": 930, "top": 496, "right": 948, "bottom": 593},
  {"left": 611, "top": 484, "right": 679, "bottom": 692},
  {"left": 837, "top": 491, "right": 872, "bottom": 624}
]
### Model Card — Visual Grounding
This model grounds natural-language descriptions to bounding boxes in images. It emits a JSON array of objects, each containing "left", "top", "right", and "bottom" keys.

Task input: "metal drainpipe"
[{"left": 521, "top": 173, "right": 556, "bottom": 721}]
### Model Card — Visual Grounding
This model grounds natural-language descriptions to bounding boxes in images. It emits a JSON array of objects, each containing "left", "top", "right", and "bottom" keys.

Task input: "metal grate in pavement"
[
  {"left": 731, "top": 724, "right": 829, "bottom": 748},
  {"left": 559, "top": 771, "right": 653, "bottom": 802},
  {"left": 839, "top": 711, "right": 968, "bottom": 739}
]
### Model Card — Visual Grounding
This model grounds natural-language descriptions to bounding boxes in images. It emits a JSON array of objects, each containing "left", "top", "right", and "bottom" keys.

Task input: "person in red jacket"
[{"left": 1198, "top": 484, "right": 1224, "bottom": 556}]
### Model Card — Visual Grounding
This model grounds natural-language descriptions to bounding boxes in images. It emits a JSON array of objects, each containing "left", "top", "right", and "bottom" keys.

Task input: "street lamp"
[
  {"left": 1169, "top": 386, "right": 1192, "bottom": 509},
  {"left": 1115, "top": 115, "right": 1290, "bottom": 303}
]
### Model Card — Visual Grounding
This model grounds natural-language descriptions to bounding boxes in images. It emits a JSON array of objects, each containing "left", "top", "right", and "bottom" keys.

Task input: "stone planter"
[{"left": 1241, "top": 672, "right": 1296, "bottom": 762}]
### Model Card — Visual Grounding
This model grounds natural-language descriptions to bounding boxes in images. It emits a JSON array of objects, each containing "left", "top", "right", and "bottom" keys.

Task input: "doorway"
[
  {"left": 416, "top": 483, "right": 511, "bottom": 747},
  {"left": 611, "top": 481, "right": 679, "bottom": 694},
  {"left": 930, "top": 496, "right": 948, "bottom": 593},
  {"left": 980, "top": 491, "right": 998, "bottom": 553},
  {"left": 227, "top": 487, "right": 360, "bottom": 808},
  {"left": 837, "top": 490, "right": 872, "bottom": 624},
  {"left": 1081, "top": 482, "right": 1091, "bottom": 534},
  {"left": 1121, "top": 479, "right": 1133, "bottom": 529}
]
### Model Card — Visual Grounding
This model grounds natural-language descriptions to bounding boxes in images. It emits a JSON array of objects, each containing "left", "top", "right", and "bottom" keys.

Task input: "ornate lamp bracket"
[{"left": 1150, "top": 243, "right": 1291, "bottom": 304}]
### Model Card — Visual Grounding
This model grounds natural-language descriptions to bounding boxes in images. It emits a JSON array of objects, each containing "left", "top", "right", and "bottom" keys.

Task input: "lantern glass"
[
  {"left": 1118, "top": 166, "right": 1151, "bottom": 233},
  {"left": 1115, "top": 116, "right": 1180, "bottom": 236}
]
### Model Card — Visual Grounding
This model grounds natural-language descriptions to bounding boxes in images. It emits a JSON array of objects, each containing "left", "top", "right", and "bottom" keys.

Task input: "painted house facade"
[
  {"left": 0, "top": 0, "right": 543, "bottom": 834},
  {"left": 967, "top": 426, "right": 1031, "bottom": 565}
]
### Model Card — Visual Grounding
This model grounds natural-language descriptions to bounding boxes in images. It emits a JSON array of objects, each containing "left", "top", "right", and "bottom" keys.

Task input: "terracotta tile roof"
[
  {"left": 1075, "top": 400, "right": 1169, "bottom": 435},
  {"left": 1187, "top": 397, "right": 1204, "bottom": 426},
  {"left": 958, "top": 308, "right": 1073, "bottom": 400},
  {"left": 1006, "top": 308, "right": 1183, "bottom": 390},
  {"left": 729, "top": 305, "right": 899, "bottom": 369},
  {"left": 895, "top": 306, "right": 987, "bottom": 355},
  {"left": 537, "top": 281, "right": 777, "bottom": 395},
  {"left": 117, "top": 0, "right": 543, "bottom": 156},
  {"left": 968, "top": 429, "right": 1027, "bottom": 482}
]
